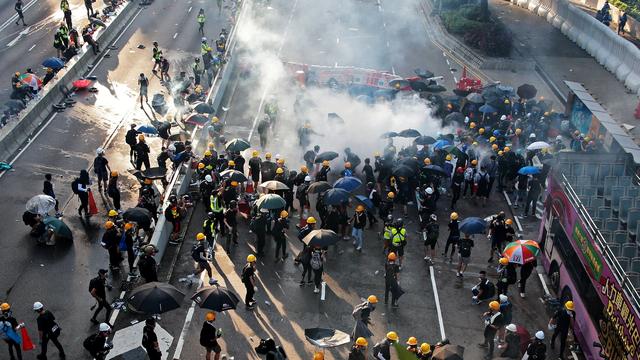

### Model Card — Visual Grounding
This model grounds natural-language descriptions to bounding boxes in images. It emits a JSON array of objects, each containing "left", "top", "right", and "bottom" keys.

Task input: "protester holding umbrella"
[{"left": 200, "top": 312, "right": 223, "bottom": 360}]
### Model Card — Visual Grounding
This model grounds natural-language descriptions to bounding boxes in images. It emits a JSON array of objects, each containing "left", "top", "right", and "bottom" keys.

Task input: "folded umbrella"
[
  {"left": 432, "top": 344, "right": 464, "bottom": 360},
  {"left": 354, "top": 195, "right": 374, "bottom": 210},
  {"left": 127, "top": 282, "right": 184, "bottom": 314},
  {"left": 191, "top": 285, "right": 240, "bottom": 312},
  {"left": 220, "top": 169, "right": 248, "bottom": 183},
  {"left": 415, "top": 135, "right": 437, "bottom": 145},
  {"left": 392, "top": 165, "right": 415, "bottom": 178},
  {"left": 42, "top": 57, "right": 65, "bottom": 70},
  {"left": 26, "top": 195, "right": 56, "bottom": 215},
  {"left": 322, "top": 188, "right": 351, "bottom": 205},
  {"left": 302, "top": 229, "right": 340, "bottom": 247},
  {"left": 478, "top": 104, "right": 497, "bottom": 114},
  {"left": 503, "top": 240, "right": 540, "bottom": 264},
  {"left": 258, "top": 180, "right": 289, "bottom": 191},
  {"left": 304, "top": 328, "right": 351, "bottom": 348},
  {"left": 194, "top": 102, "right": 215, "bottom": 114},
  {"left": 518, "top": 166, "right": 541, "bottom": 175},
  {"left": 466, "top": 92, "right": 484, "bottom": 104},
  {"left": 458, "top": 217, "right": 487, "bottom": 235},
  {"left": 185, "top": 113, "right": 209, "bottom": 126},
  {"left": 398, "top": 128, "right": 421, "bottom": 138},
  {"left": 225, "top": 138, "right": 251, "bottom": 152},
  {"left": 333, "top": 176, "right": 362, "bottom": 192},
  {"left": 256, "top": 193, "right": 286, "bottom": 210},
  {"left": 526, "top": 141, "right": 551, "bottom": 150},
  {"left": 314, "top": 151, "right": 339, "bottom": 163},
  {"left": 136, "top": 124, "right": 158, "bottom": 135},
  {"left": 308, "top": 181, "right": 332, "bottom": 194}
]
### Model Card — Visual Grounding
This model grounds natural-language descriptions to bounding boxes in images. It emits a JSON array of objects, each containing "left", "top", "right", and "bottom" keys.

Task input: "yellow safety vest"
[
  {"left": 383, "top": 226, "right": 393, "bottom": 240},
  {"left": 391, "top": 228, "right": 406, "bottom": 246},
  {"left": 210, "top": 195, "right": 223, "bottom": 213},
  {"left": 197, "top": 14, "right": 206, "bottom": 24}
]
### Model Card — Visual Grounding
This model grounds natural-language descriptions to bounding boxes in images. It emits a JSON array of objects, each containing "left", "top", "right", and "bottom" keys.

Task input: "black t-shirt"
[
  {"left": 458, "top": 238, "right": 474, "bottom": 257},
  {"left": 199, "top": 321, "right": 217, "bottom": 347},
  {"left": 37, "top": 310, "right": 56, "bottom": 333},
  {"left": 89, "top": 276, "right": 106, "bottom": 299},
  {"left": 553, "top": 309, "right": 575, "bottom": 330},
  {"left": 224, "top": 209, "right": 237, "bottom": 227},
  {"left": 142, "top": 325, "right": 157, "bottom": 349},
  {"left": 242, "top": 264, "right": 255, "bottom": 285},
  {"left": 93, "top": 156, "right": 109, "bottom": 174},
  {"left": 385, "top": 263, "right": 399, "bottom": 284}
]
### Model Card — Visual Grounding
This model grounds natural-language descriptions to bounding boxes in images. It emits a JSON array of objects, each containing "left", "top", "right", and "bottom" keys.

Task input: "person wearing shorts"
[
  {"left": 200, "top": 312, "right": 222, "bottom": 360},
  {"left": 456, "top": 235, "right": 474, "bottom": 277}
]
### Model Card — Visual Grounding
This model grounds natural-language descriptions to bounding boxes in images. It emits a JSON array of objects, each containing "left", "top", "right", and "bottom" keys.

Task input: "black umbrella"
[
  {"left": 127, "top": 282, "right": 184, "bottom": 314},
  {"left": 481, "top": 87, "right": 503, "bottom": 104},
  {"left": 220, "top": 169, "right": 248, "bottom": 182},
  {"left": 392, "top": 165, "right": 415, "bottom": 178},
  {"left": 517, "top": 84, "right": 537, "bottom": 99},
  {"left": 400, "top": 157, "right": 421, "bottom": 170},
  {"left": 415, "top": 135, "right": 437, "bottom": 145},
  {"left": 444, "top": 112, "right": 465, "bottom": 124},
  {"left": 314, "top": 151, "right": 339, "bottom": 163},
  {"left": 194, "top": 102, "right": 215, "bottom": 114},
  {"left": 323, "top": 188, "right": 351, "bottom": 205},
  {"left": 453, "top": 88, "right": 472, "bottom": 97},
  {"left": 302, "top": 229, "right": 340, "bottom": 247},
  {"left": 225, "top": 138, "right": 251, "bottom": 152},
  {"left": 414, "top": 68, "right": 435, "bottom": 79},
  {"left": 380, "top": 131, "right": 398, "bottom": 139},
  {"left": 191, "top": 285, "right": 240, "bottom": 312},
  {"left": 308, "top": 181, "right": 332, "bottom": 194},
  {"left": 424, "top": 84, "right": 446, "bottom": 93},
  {"left": 422, "top": 164, "right": 448, "bottom": 177},
  {"left": 123, "top": 207, "right": 153, "bottom": 229},
  {"left": 397, "top": 128, "right": 421, "bottom": 138}
]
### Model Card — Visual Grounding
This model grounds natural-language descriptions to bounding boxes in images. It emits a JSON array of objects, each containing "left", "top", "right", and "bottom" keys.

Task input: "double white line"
[{"left": 0, "top": 0, "right": 39, "bottom": 33}]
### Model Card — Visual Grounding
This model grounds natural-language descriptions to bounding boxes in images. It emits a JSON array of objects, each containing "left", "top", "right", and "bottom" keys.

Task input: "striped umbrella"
[{"left": 502, "top": 240, "right": 540, "bottom": 264}]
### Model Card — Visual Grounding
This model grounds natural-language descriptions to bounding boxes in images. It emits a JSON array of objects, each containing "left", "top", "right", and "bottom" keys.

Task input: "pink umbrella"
[{"left": 72, "top": 79, "right": 92, "bottom": 89}]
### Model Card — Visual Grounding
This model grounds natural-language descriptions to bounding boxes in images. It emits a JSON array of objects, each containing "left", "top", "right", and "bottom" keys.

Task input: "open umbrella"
[
  {"left": 258, "top": 180, "right": 289, "bottom": 191},
  {"left": 191, "top": 285, "right": 240, "bottom": 312},
  {"left": 19, "top": 73, "right": 42, "bottom": 90},
  {"left": 220, "top": 169, "right": 248, "bottom": 182},
  {"left": 72, "top": 79, "right": 92, "bottom": 89},
  {"left": 126, "top": 282, "right": 184, "bottom": 314},
  {"left": 123, "top": 207, "right": 153, "bottom": 229},
  {"left": 185, "top": 113, "right": 209, "bottom": 126},
  {"left": 392, "top": 165, "right": 415, "bottom": 178},
  {"left": 482, "top": 87, "right": 503, "bottom": 104},
  {"left": 517, "top": 84, "right": 537, "bottom": 99},
  {"left": 322, "top": 188, "right": 351, "bottom": 205},
  {"left": 354, "top": 195, "right": 374, "bottom": 210},
  {"left": 443, "top": 145, "right": 466, "bottom": 159},
  {"left": 26, "top": 195, "right": 56, "bottom": 215},
  {"left": 459, "top": 217, "right": 487, "bottom": 235},
  {"left": 424, "top": 84, "right": 446, "bottom": 93},
  {"left": 415, "top": 135, "right": 437, "bottom": 145},
  {"left": 43, "top": 216, "right": 72, "bottom": 240},
  {"left": 314, "top": 151, "right": 339, "bottom": 163},
  {"left": 399, "top": 157, "right": 421, "bottom": 170},
  {"left": 304, "top": 328, "right": 351, "bottom": 348},
  {"left": 422, "top": 164, "right": 448, "bottom": 177},
  {"left": 302, "top": 229, "right": 340, "bottom": 247},
  {"left": 503, "top": 240, "right": 540, "bottom": 264},
  {"left": 518, "top": 166, "right": 541, "bottom": 175},
  {"left": 308, "top": 181, "right": 332, "bottom": 194},
  {"left": 136, "top": 124, "right": 158, "bottom": 135},
  {"left": 194, "top": 102, "right": 215, "bottom": 114},
  {"left": 432, "top": 344, "right": 465, "bottom": 360},
  {"left": 432, "top": 139, "right": 450, "bottom": 150},
  {"left": 398, "top": 128, "right": 421, "bottom": 138},
  {"left": 526, "top": 141, "right": 551, "bottom": 150},
  {"left": 415, "top": 68, "right": 435, "bottom": 79},
  {"left": 466, "top": 93, "right": 484, "bottom": 104},
  {"left": 380, "top": 131, "right": 398, "bottom": 139},
  {"left": 225, "top": 138, "right": 251, "bottom": 152},
  {"left": 42, "top": 57, "right": 65, "bottom": 70},
  {"left": 478, "top": 104, "right": 497, "bottom": 114},
  {"left": 333, "top": 176, "right": 362, "bottom": 192},
  {"left": 498, "top": 85, "right": 515, "bottom": 96},
  {"left": 256, "top": 193, "right": 286, "bottom": 209},
  {"left": 444, "top": 112, "right": 465, "bottom": 124}
]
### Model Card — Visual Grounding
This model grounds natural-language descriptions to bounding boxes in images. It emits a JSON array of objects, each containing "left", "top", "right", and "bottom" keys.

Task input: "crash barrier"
[
  {"left": 147, "top": 1, "right": 246, "bottom": 263},
  {"left": 513, "top": 0, "right": 640, "bottom": 94},
  {"left": 0, "top": 0, "right": 140, "bottom": 161}
]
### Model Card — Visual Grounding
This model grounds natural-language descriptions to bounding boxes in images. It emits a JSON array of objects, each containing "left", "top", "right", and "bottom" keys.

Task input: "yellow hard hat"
[
  {"left": 420, "top": 343, "right": 431, "bottom": 353},
  {"left": 124, "top": 223, "right": 134, "bottom": 230},
  {"left": 356, "top": 337, "right": 368, "bottom": 347},
  {"left": 450, "top": 212, "right": 459, "bottom": 220},
  {"left": 492, "top": 144, "right": 499, "bottom": 150},
  {"left": 211, "top": 116, "right": 219, "bottom": 123},
  {"left": 407, "top": 337, "right": 418, "bottom": 346},
  {"left": 479, "top": 128, "right": 485, "bottom": 134},
  {"left": 252, "top": 150, "right": 259, "bottom": 157},
  {"left": 247, "top": 254, "right": 257, "bottom": 263},
  {"left": 14, "top": 72, "right": 20, "bottom": 77},
  {"left": 345, "top": 162, "right": 351, "bottom": 168},
  {"left": 322, "top": 160, "right": 330, "bottom": 166},
  {"left": 231, "top": 181, "right": 238, "bottom": 187},
  {"left": 505, "top": 218, "right": 513, "bottom": 225},
  {"left": 144, "top": 178, "right": 152, "bottom": 185},
  {"left": 472, "top": 141, "right": 478, "bottom": 146},
  {"left": 105, "top": 221, "right": 114, "bottom": 229},
  {"left": 387, "top": 192, "right": 395, "bottom": 199},
  {"left": 208, "top": 142, "right": 215, "bottom": 150},
  {"left": 301, "top": 165, "right": 308, "bottom": 173},
  {"left": 108, "top": 210, "right": 118, "bottom": 217},
  {"left": 424, "top": 158, "right": 431, "bottom": 165},
  {"left": 471, "top": 159, "right": 478, "bottom": 166},
  {"left": 386, "top": 331, "right": 399, "bottom": 342},
  {"left": 138, "top": 134, "right": 145, "bottom": 141},
  {"left": 205, "top": 311, "right": 216, "bottom": 321},
  {"left": 470, "top": 122, "right": 476, "bottom": 129},
  {"left": 584, "top": 136, "right": 591, "bottom": 142},
  {"left": 504, "top": 146, "right": 511, "bottom": 152},
  {"left": 0, "top": 303, "right": 10, "bottom": 311},
  {"left": 313, "top": 352, "right": 324, "bottom": 360},
  {"left": 198, "top": 162, "right": 205, "bottom": 169},
  {"left": 489, "top": 136, "right": 496, "bottom": 143},
  {"left": 356, "top": 205, "right": 365, "bottom": 212},
  {"left": 515, "top": 128, "right": 522, "bottom": 135},
  {"left": 387, "top": 252, "right": 397, "bottom": 261},
  {"left": 374, "top": 151, "right": 381, "bottom": 157},
  {"left": 306, "top": 217, "right": 317, "bottom": 224},
  {"left": 276, "top": 168, "right": 284, "bottom": 174},
  {"left": 446, "top": 154, "right": 452, "bottom": 161},
  {"left": 504, "top": 99, "right": 510, "bottom": 104},
  {"left": 498, "top": 150, "right": 504, "bottom": 156},
  {"left": 196, "top": 233, "right": 206, "bottom": 241},
  {"left": 204, "top": 150, "right": 212, "bottom": 157},
  {"left": 367, "top": 295, "right": 378, "bottom": 304},
  {"left": 499, "top": 257, "right": 509, "bottom": 265},
  {"left": 228, "top": 160, "right": 235, "bottom": 166},
  {"left": 489, "top": 301, "right": 500, "bottom": 311},
  {"left": 111, "top": 171, "right": 118, "bottom": 177},
  {"left": 565, "top": 301, "right": 574, "bottom": 311},
  {"left": 280, "top": 210, "right": 288, "bottom": 218},
  {"left": 277, "top": 159, "right": 285, "bottom": 165}
]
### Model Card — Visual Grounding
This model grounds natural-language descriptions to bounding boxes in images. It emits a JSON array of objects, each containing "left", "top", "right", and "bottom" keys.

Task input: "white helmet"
[
  {"left": 168, "top": 144, "right": 176, "bottom": 152},
  {"left": 201, "top": 37, "right": 207, "bottom": 42},
  {"left": 304, "top": 175, "right": 311, "bottom": 182},
  {"left": 556, "top": 135, "right": 563, "bottom": 141},
  {"left": 500, "top": 115, "right": 507, "bottom": 121},
  {"left": 96, "top": 147, "right": 105, "bottom": 155},
  {"left": 464, "top": 116, "right": 469, "bottom": 124},
  {"left": 535, "top": 331, "right": 545, "bottom": 340},
  {"left": 33, "top": 302, "right": 43, "bottom": 311},
  {"left": 499, "top": 294, "right": 508, "bottom": 303},
  {"left": 426, "top": 187, "right": 434, "bottom": 195},
  {"left": 205, "top": 175, "right": 212, "bottom": 183},
  {"left": 529, "top": 133, "right": 536, "bottom": 138},
  {"left": 430, "top": 213, "right": 437, "bottom": 221},
  {"left": 99, "top": 323, "right": 111, "bottom": 332},
  {"left": 275, "top": 153, "right": 281, "bottom": 159},
  {"left": 505, "top": 324, "right": 517, "bottom": 332}
]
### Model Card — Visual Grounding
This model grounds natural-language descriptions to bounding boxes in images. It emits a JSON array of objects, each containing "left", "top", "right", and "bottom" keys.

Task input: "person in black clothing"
[
  {"left": 443, "top": 213, "right": 460, "bottom": 262},
  {"left": 223, "top": 200, "right": 239, "bottom": 251},
  {"left": 472, "top": 271, "right": 495, "bottom": 304},
  {"left": 549, "top": 301, "right": 575, "bottom": 359},
  {"left": 366, "top": 182, "right": 380, "bottom": 228},
  {"left": 362, "top": 158, "right": 375, "bottom": 185},
  {"left": 248, "top": 151, "right": 261, "bottom": 188},
  {"left": 43, "top": 173, "right": 61, "bottom": 216},
  {"left": 519, "top": 259, "right": 536, "bottom": 298},
  {"left": 273, "top": 210, "right": 289, "bottom": 262},
  {"left": 384, "top": 252, "right": 401, "bottom": 307},
  {"left": 456, "top": 234, "right": 474, "bottom": 277},
  {"left": 251, "top": 209, "right": 269, "bottom": 256},
  {"left": 135, "top": 135, "right": 151, "bottom": 171},
  {"left": 188, "top": 233, "right": 212, "bottom": 281},
  {"left": 526, "top": 331, "right": 547, "bottom": 360},
  {"left": 107, "top": 171, "right": 121, "bottom": 211},
  {"left": 0, "top": 303, "right": 22, "bottom": 360},
  {"left": 34, "top": 301, "right": 65, "bottom": 360},
  {"left": 101, "top": 221, "right": 122, "bottom": 270},
  {"left": 200, "top": 312, "right": 222, "bottom": 360},
  {"left": 142, "top": 317, "right": 162, "bottom": 360},
  {"left": 83, "top": 323, "right": 111, "bottom": 360},
  {"left": 479, "top": 301, "right": 503, "bottom": 359},
  {"left": 138, "top": 245, "right": 158, "bottom": 282},
  {"left": 487, "top": 212, "right": 507, "bottom": 262},
  {"left": 523, "top": 175, "right": 542, "bottom": 217},
  {"left": 619, "top": 11, "right": 628, "bottom": 34},
  {"left": 75, "top": 169, "right": 91, "bottom": 218},
  {"left": 123, "top": 223, "right": 136, "bottom": 275},
  {"left": 84, "top": 0, "right": 95, "bottom": 18},
  {"left": 89, "top": 269, "right": 112, "bottom": 324},
  {"left": 15, "top": 0, "right": 26, "bottom": 26},
  {"left": 242, "top": 255, "right": 257, "bottom": 309},
  {"left": 125, "top": 124, "right": 140, "bottom": 162}
]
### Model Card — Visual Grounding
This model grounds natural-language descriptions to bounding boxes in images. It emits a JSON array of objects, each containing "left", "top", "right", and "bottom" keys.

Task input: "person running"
[
  {"left": 242, "top": 254, "right": 257, "bottom": 309},
  {"left": 0, "top": 303, "right": 22, "bottom": 360},
  {"left": 34, "top": 301, "right": 65, "bottom": 360},
  {"left": 15, "top": 0, "right": 26, "bottom": 26},
  {"left": 188, "top": 233, "right": 213, "bottom": 282},
  {"left": 200, "top": 312, "right": 222, "bottom": 360},
  {"left": 142, "top": 317, "right": 162, "bottom": 360},
  {"left": 89, "top": 269, "right": 112, "bottom": 325},
  {"left": 138, "top": 73, "right": 149, "bottom": 108}
]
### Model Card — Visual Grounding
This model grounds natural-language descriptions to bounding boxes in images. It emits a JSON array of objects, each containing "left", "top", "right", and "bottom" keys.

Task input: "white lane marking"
[
  {"left": 336, "top": 37, "right": 340, "bottom": 44},
  {"left": 172, "top": 274, "right": 204, "bottom": 359},
  {"left": 27, "top": 44, "right": 35, "bottom": 51},
  {"left": 0, "top": 0, "right": 38, "bottom": 33},
  {"left": 108, "top": 290, "right": 126, "bottom": 325},
  {"left": 188, "top": 6, "right": 193, "bottom": 12},
  {"left": 173, "top": 32, "right": 178, "bottom": 39},
  {"left": 6, "top": 26, "right": 30, "bottom": 47},
  {"left": 430, "top": 265, "right": 447, "bottom": 340},
  {"left": 538, "top": 273, "right": 551, "bottom": 296}
]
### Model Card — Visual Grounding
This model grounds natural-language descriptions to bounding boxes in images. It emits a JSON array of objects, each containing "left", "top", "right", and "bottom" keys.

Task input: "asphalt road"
[{"left": 0, "top": 0, "right": 232, "bottom": 358}]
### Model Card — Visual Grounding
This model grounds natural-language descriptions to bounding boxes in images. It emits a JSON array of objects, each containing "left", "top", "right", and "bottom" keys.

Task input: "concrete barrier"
[
  {"left": 528, "top": 0, "right": 541, "bottom": 12},
  {"left": 0, "top": 1, "right": 140, "bottom": 161}
]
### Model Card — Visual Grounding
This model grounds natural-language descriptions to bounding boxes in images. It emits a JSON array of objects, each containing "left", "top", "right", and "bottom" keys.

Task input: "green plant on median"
[{"left": 609, "top": 0, "right": 640, "bottom": 20}]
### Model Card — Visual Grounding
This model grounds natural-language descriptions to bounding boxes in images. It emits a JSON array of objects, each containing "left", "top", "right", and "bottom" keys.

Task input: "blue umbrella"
[
  {"left": 459, "top": 217, "right": 487, "bottom": 235},
  {"left": 518, "top": 166, "right": 541, "bottom": 175},
  {"left": 354, "top": 195, "right": 374, "bottom": 210},
  {"left": 478, "top": 104, "right": 497, "bottom": 113},
  {"left": 323, "top": 188, "right": 351, "bottom": 206},
  {"left": 137, "top": 124, "right": 158, "bottom": 135},
  {"left": 42, "top": 57, "right": 65, "bottom": 70},
  {"left": 333, "top": 176, "right": 362, "bottom": 192},
  {"left": 433, "top": 139, "right": 450, "bottom": 150}
]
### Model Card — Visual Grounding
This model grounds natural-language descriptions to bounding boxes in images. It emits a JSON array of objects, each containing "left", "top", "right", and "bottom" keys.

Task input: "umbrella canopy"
[
  {"left": 482, "top": 87, "right": 503, "bottom": 104},
  {"left": 424, "top": 84, "right": 446, "bottom": 93},
  {"left": 185, "top": 113, "right": 209, "bottom": 126},
  {"left": 220, "top": 169, "right": 248, "bottom": 182},
  {"left": 308, "top": 181, "right": 332, "bottom": 194},
  {"left": 503, "top": 240, "right": 541, "bottom": 264},
  {"left": 191, "top": 285, "right": 240, "bottom": 312},
  {"left": 256, "top": 193, "right": 286, "bottom": 209},
  {"left": 526, "top": 141, "right": 551, "bottom": 150},
  {"left": 258, "top": 180, "right": 289, "bottom": 191},
  {"left": 399, "top": 157, "right": 421, "bottom": 170},
  {"left": 517, "top": 84, "right": 537, "bottom": 99},
  {"left": 304, "top": 328, "right": 351, "bottom": 348},
  {"left": 478, "top": 104, "right": 497, "bottom": 114},
  {"left": 459, "top": 217, "right": 487, "bottom": 235},
  {"left": 322, "top": 188, "right": 351, "bottom": 205},
  {"left": 380, "top": 131, "right": 398, "bottom": 139},
  {"left": 136, "top": 124, "right": 158, "bottom": 135},
  {"left": 443, "top": 145, "right": 466, "bottom": 159},
  {"left": 19, "top": 73, "right": 42, "bottom": 89},
  {"left": 333, "top": 176, "right": 362, "bottom": 192},
  {"left": 43, "top": 216, "right": 72, "bottom": 240},
  {"left": 432, "top": 344, "right": 465, "bottom": 360},
  {"left": 5, "top": 100, "right": 25, "bottom": 111},
  {"left": 398, "top": 128, "right": 421, "bottom": 138},
  {"left": 422, "top": 164, "right": 448, "bottom": 177},
  {"left": 26, "top": 195, "right": 56, "bottom": 215},
  {"left": 392, "top": 165, "right": 415, "bottom": 178},
  {"left": 123, "top": 207, "right": 153, "bottom": 229},
  {"left": 518, "top": 166, "right": 541, "bottom": 175},
  {"left": 225, "top": 138, "right": 251, "bottom": 152},
  {"left": 72, "top": 79, "right": 92, "bottom": 89},
  {"left": 444, "top": 112, "right": 465, "bottom": 124},
  {"left": 415, "top": 68, "right": 435, "bottom": 79},
  {"left": 42, "top": 57, "right": 65, "bottom": 70},
  {"left": 194, "top": 102, "right": 215, "bottom": 114},
  {"left": 432, "top": 139, "right": 450, "bottom": 150},
  {"left": 415, "top": 135, "right": 437, "bottom": 145},
  {"left": 466, "top": 92, "right": 484, "bottom": 103},
  {"left": 127, "top": 282, "right": 184, "bottom": 314},
  {"left": 302, "top": 229, "right": 340, "bottom": 247},
  {"left": 354, "top": 195, "right": 374, "bottom": 210},
  {"left": 314, "top": 151, "right": 339, "bottom": 163},
  {"left": 497, "top": 85, "right": 515, "bottom": 96}
]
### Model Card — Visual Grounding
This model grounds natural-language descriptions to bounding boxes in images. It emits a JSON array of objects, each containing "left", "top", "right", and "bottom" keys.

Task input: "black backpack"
[
  {"left": 83, "top": 333, "right": 99, "bottom": 352},
  {"left": 191, "top": 244, "right": 203, "bottom": 261},
  {"left": 71, "top": 178, "right": 81, "bottom": 194}
]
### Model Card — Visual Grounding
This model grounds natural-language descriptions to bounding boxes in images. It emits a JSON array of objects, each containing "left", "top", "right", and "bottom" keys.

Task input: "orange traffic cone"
[
  {"left": 21, "top": 326, "right": 35, "bottom": 351},
  {"left": 88, "top": 190, "right": 98, "bottom": 216}
]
